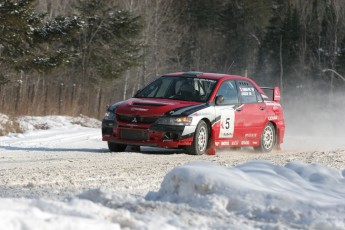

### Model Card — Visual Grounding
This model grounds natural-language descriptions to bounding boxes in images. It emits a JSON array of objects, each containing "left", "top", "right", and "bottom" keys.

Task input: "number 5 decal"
[
  {"left": 225, "top": 118, "right": 230, "bottom": 129},
  {"left": 219, "top": 108, "right": 235, "bottom": 138}
]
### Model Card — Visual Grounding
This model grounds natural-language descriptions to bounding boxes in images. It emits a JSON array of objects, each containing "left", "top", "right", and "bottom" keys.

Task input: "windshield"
[{"left": 135, "top": 76, "right": 217, "bottom": 102}]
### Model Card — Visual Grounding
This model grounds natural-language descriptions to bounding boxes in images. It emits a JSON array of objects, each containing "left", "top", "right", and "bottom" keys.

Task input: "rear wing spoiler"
[{"left": 260, "top": 86, "right": 281, "bottom": 102}]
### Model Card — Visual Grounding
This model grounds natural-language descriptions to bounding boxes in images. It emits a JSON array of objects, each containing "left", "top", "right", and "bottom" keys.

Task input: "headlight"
[
  {"left": 104, "top": 111, "right": 115, "bottom": 120},
  {"left": 104, "top": 101, "right": 122, "bottom": 120},
  {"left": 156, "top": 117, "right": 193, "bottom": 126}
]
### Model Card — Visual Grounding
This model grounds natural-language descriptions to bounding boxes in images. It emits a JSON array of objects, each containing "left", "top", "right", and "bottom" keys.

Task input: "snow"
[{"left": 0, "top": 114, "right": 345, "bottom": 229}]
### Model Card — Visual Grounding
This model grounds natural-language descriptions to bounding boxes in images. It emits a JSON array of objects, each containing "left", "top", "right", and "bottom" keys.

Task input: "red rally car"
[{"left": 102, "top": 72, "right": 285, "bottom": 155}]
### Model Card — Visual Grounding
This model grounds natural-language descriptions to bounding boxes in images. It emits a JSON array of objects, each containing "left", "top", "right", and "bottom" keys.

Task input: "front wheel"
[
  {"left": 254, "top": 123, "right": 276, "bottom": 153},
  {"left": 185, "top": 120, "right": 209, "bottom": 155},
  {"left": 108, "top": 141, "right": 127, "bottom": 152}
]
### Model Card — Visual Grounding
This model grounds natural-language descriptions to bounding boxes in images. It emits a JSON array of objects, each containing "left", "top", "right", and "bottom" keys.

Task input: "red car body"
[{"left": 102, "top": 72, "right": 285, "bottom": 155}]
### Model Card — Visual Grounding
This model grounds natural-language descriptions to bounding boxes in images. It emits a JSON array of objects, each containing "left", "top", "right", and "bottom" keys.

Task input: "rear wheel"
[
  {"left": 185, "top": 120, "right": 208, "bottom": 155},
  {"left": 254, "top": 123, "right": 276, "bottom": 153},
  {"left": 108, "top": 141, "right": 127, "bottom": 152}
]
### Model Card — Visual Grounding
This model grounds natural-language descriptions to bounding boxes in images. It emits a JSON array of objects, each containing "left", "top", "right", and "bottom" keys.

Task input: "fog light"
[{"left": 163, "top": 132, "right": 179, "bottom": 140}]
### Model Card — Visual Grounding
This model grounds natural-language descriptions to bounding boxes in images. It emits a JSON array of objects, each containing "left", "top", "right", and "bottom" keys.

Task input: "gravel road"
[{"left": 1, "top": 140, "right": 344, "bottom": 199}]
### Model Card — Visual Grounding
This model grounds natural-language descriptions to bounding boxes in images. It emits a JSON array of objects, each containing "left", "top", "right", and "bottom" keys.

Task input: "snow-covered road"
[{"left": 0, "top": 115, "right": 345, "bottom": 229}]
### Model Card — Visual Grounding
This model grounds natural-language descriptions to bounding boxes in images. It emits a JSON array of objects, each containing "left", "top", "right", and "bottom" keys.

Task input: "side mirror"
[
  {"left": 215, "top": 95, "right": 224, "bottom": 105},
  {"left": 273, "top": 86, "right": 281, "bottom": 102}
]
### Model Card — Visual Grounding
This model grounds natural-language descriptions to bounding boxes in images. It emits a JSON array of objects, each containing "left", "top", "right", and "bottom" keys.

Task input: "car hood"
[{"left": 115, "top": 98, "right": 206, "bottom": 117}]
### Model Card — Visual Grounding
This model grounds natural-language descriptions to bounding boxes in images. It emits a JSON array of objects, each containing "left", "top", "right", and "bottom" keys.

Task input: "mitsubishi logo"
[{"left": 132, "top": 117, "right": 138, "bottom": 123}]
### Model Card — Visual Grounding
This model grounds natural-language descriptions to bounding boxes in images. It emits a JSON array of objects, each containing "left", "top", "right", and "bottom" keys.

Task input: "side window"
[
  {"left": 238, "top": 81, "right": 258, "bottom": 104},
  {"left": 216, "top": 80, "right": 239, "bottom": 105},
  {"left": 255, "top": 90, "right": 264, "bottom": 102}
]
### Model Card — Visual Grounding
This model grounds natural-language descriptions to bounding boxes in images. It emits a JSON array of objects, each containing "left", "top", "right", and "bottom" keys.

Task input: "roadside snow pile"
[
  {"left": 0, "top": 113, "right": 20, "bottom": 136},
  {"left": 1, "top": 113, "right": 100, "bottom": 136},
  {"left": 0, "top": 116, "right": 101, "bottom": 149},
  {"left": 0, "top": 161, "right": 344, "bottom": 229},
  {"left": 0, "top": 113, "right": 10, "bottom": 132},
  {"left": 17, "top": 115, "right": 101, "bottom": 132},
  {"left": 0, "top": 198, "right": 121, "bottom": 230},
  {"left": 147, "top": 161, "right": 345, "bottom": 229}
]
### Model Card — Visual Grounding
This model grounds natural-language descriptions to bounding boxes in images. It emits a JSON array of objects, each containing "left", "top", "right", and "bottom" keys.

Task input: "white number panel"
[{"left": 219, "top": 108, "right": 235, "bottom": 138}]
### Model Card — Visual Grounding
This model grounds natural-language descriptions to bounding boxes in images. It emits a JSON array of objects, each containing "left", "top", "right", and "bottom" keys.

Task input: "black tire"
[
  {"left": 254, "top": 122, "right": 276, "bottom": 153},
  {"left": 129, "top": 145, "right": 140, "bottom": 152},
  {"left": 185, "top": 120, "right": 209, "bottom": 155},
  {"left": 108, "top": 141, "right": 127, "bottom": 152}
]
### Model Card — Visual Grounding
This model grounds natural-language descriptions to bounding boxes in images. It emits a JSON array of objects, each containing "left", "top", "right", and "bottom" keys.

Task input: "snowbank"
[
  {"left": 146, "top": 161, "right": 345, "bottom": 229},
  {"left": 0, "top": 113, "right": 101, "bottom": 136},
  {"left": 17, "top": 115, "right": 101, "bottom": 131},
  {"left": 1, "top": 161, "right": 344, "bottom": 229}
]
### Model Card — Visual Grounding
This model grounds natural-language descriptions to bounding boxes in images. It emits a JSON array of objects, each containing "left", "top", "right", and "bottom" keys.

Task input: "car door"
[
  {"left": 236, "top": 80, "right": 267, "bottom": 145},
  {"left": 214, "top": 80, "right": 242, "bottom": 146}
]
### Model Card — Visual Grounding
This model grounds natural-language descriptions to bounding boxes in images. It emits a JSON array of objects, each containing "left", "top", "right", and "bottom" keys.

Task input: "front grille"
[
  {"left": 120, "top": 129, "right": 148, "bottom": 141},
  {"left": 117, "top": 115, "right": 158, "bottom": 124}
]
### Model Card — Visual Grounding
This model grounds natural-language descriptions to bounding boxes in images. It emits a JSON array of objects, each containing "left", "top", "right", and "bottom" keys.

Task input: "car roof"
[
  {"left": 162, "top": 71, "right": 266, "bottom": 95},
  {"left": 163, "top": 71, "right": 248, "bottom": 80}
]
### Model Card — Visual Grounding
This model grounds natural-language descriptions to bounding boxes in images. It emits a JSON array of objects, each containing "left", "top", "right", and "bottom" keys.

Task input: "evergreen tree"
[
  {"left": 71, "top": 0, "right": 142, "bottom": 81},
  {"left": 0, "top": 0, "right": 141, "bottom": 85},
  {"left": 0, "top": 0, "right": 42, "bottom": 75},
  {"left": 255, "top": 0, "right": 285, "bottom": 86},
  {"left": 0, "top": 0, "right": 82, "bottom": 82},
  {"left": 219, "top": 1, "right": 247, "bottom": 74},
  {"left": 174, "top": 0, "right": 222, "bottom": 71},
  {"left": 304, "top": 0, "right": 322, "bottom": 82},
  {"left": 336, "top": 37, "right": 345, "bottom": 77},
  {"left": 219, "top": 0, "right": 272, "bottom": 76},
  {"left": 319, "top": 2, "right": 338, "bottom": 69},
  {"left": 280, "top": 6, "right": 302, "bottom": 88}
]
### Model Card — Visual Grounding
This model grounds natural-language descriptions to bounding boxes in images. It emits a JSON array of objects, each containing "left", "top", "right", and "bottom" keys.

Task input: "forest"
[{"left": 1, "top": 0, "right": 345, "bottom": 119}]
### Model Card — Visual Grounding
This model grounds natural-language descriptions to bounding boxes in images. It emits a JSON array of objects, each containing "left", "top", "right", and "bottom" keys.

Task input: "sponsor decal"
[
  {"left": 241, "top": 141, "right": 249, "bottom": 145},
  {"left": 231, "top": 141, "right": 239, "bottom": 145},
  {"left": 132, "top": 117, "right": 138, "bottom": 123},
  {"left": 268, "top": 115, "right": 278, "bottom": 121},
  {"left": 265, "top": 102, "right": 281, "bottom": 107},
  {"left": 221, "top": 141, "right": 230, "bottom": 146},
  {"left": 240, "top": 87, "right": 254, "bottom": 92},
  {"left": 241, "top": 91, "right": 253, "bottom": 96},
  {"left": 275, "top": 88, "right": 281, "bottom": 99},
  {"left": 240, "top": 87, "right": 254, "bottom": 96},
  {"left": 215, "top": 142, "right": 220, "bottom": 146},
  {"left": 221, "top": 132, "right": 233, "bottom": 137},
  {"left": 245, "top": 133, "right": 257, "bottom": 138},
  {"left": 253, "top": 142, "right": 258, "bottom": 145}
]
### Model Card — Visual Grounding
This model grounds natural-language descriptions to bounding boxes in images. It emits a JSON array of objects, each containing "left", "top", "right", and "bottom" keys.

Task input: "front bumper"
[{"left": 102, "top": 119, "right": 194, "bottom": 148}]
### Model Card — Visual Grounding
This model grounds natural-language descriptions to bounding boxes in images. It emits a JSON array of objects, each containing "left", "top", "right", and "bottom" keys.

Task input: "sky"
[{"left": 0, "top": 114, "right": 344, "bottom": 230}]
